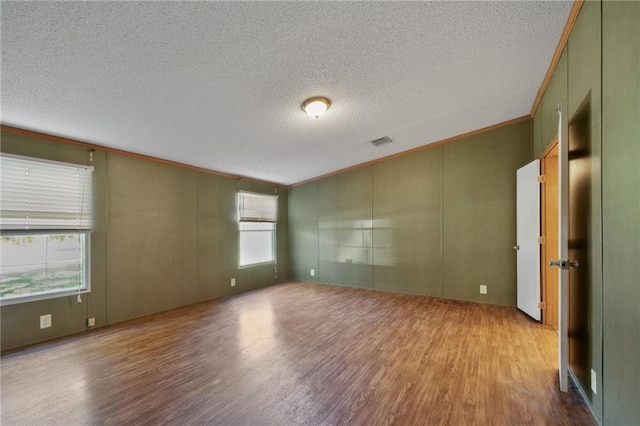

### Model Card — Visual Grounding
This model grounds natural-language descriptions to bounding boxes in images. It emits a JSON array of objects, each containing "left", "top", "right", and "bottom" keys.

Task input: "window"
[
  {"left": 0, "top": 154, "right": 93, "bottom": 304},
  {"left": 238, "top": 191, "right": 277, "bottom": 267}
]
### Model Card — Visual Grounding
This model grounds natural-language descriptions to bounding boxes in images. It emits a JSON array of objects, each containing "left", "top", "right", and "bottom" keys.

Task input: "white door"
[
  {"left": 555, "top": 105, "right": 569, "bottom": 392},
  {"left": 516, "top": 160, "right": 541, "bottom": 321}
]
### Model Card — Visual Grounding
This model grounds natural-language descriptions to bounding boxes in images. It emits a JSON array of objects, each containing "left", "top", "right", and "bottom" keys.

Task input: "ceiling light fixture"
[{"left": 301, "top": 96, "right": 331, "bottom": 118}]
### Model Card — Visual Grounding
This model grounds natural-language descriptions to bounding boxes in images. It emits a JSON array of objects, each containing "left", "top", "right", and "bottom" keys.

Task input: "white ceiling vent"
[{"left": 371, "top": 136, "right": 393, "bottom": 148}]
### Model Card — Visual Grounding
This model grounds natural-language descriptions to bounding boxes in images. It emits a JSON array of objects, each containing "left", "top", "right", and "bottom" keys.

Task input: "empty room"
[{"left": 1, "top": 1, "right": 638, "bottom": 425}]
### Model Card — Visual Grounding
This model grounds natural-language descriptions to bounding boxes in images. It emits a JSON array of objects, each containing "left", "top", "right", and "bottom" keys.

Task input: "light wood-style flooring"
[{"left": 1, "top": 282, "right": 595, "bottom": 425}]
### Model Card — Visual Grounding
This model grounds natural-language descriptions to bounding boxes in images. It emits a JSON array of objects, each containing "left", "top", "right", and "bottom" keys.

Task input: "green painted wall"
[
  {"left": 372, "top": 148, "right": 442, "bottom": 295},
  {"left": 535, "top": 49, "right": 568, "bottom": 159},
  {"left": 532, "top": 108, "right": 543, "bottom": 160},
  {"left": 442, "top": 123, "right": 532, "bottom": 305},
  {"left": 602, "top": 1, "right": 640, "bottom": 424},
  {"left": 567, "top": 0, "right": 603, "bottom": 417},
  {"left": 289, "top": 181, "right": 319, "bottom": 282},
  {"left": 107, "top": 154, "right": 199, "bottom": 323},
  {"left": 290, "top": 119, "right": 532, "bottom": 305},
  {"left": 531, "top": 1, "right": 640, "bottom": 423},
  {"left": 318, "top": 167, "right": 374, "bottom": 289},
  {"left": 0, "top": 133, "right": 289, "bottom": 350},
  {"left": 198, "top": 173, "right": 240, "bottom": 300}
]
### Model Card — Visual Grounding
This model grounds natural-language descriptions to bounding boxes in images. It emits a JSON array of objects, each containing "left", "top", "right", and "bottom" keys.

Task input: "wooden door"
[{"left": 541, "top": 142, "right": 559, "bottom": 329}]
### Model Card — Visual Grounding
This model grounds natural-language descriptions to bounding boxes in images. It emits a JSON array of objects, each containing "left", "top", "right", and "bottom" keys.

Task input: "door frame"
[{"left": 557, "top": 105, "right": 569, "bottom": 392}]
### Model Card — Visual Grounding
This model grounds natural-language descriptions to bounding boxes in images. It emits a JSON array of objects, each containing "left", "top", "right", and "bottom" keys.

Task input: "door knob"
[
  {"left": 513, "top": 245, "right": 519, "bottom": 250},
  {"left": 549, "top": 259, "right": 580, "bottom": 269}
]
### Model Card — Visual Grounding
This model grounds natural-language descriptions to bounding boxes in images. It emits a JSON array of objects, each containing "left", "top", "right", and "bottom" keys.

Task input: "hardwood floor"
[{"left": 1, "top": 282, "right": 595, "bottom": 425}]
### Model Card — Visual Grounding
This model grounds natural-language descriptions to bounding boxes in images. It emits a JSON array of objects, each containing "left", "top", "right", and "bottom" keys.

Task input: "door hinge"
[
  {"left": 538, "top": 301, "right": 546, "bottom": 309},
  {"left": 537, "top": 175, "right": 546, "bottom": 183},
  {"left": 538, "top": 236, "right": 546, "bottom": 244}
]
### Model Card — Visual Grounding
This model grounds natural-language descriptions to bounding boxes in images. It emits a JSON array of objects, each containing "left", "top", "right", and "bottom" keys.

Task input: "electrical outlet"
[
  {"left": 591, "top": 369, "right": 597, "bottom": 394},
  {"left": 310, "top": 269, "right": 315, "bottom": 277},
  {"left": 231, "top": 278, "right": 236, "bottom": 287},
  {"left": 480, "top": 285, "right": 488, "bottom": 295},
  {"left": 87, "top": 317, "right": 96, "bottom": 328},
  {"left": 40, "top": 314, "right": 52, "bottom": 329}
]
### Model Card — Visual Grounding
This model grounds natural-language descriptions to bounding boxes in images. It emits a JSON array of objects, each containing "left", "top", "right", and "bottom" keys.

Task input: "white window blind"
[
  {"left": 0, "top": 154, "right": 93, "bottom": 232},
  {"left": 238, "top": 192, "right": 278, "bottom": 222}
]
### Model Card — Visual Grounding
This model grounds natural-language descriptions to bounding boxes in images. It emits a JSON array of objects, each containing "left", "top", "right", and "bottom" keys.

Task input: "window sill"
[
  {"left": 238, "top": 261, "right": 276, "bottom": 269},
  {"left": 0, "top": 289, "right": 91, "bottom": 306}
]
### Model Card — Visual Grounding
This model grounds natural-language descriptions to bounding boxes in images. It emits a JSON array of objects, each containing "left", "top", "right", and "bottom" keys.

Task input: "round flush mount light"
[{"left": 301, "top": 96, "right": 331, "bottom": 118}]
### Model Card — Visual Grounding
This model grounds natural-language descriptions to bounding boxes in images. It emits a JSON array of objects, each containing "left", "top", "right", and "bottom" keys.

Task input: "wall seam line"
[
  {"left": 598, "top": 1, "right": 605, "bottom": 422},
  {"left": 440, "top": 145, "right": 444, "bottom": 298},
  {"left": 105, "top": 153, "right": 110, "bottom": 326}
]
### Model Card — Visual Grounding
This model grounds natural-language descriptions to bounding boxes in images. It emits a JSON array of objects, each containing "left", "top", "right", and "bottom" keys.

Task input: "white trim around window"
[
  {"left": 0, "top": 154, "right": 93, "bottom": 304},
  {"left": 238, "top": 191, "right": 278, "bottom": 267}
]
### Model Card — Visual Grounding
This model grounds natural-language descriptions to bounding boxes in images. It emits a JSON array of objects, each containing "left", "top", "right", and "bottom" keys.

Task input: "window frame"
[
  {"left": 237, "top": 191, "right": 278, "bottom": 268},
  {"left": 238, "top": 221, "right": 277, "bottom": 268},
  {"left": 0, "top": 153, "right": 93, "bottom": 305},
  {"left": 0, "top": 232, "right": 91, "bottom": 306}
]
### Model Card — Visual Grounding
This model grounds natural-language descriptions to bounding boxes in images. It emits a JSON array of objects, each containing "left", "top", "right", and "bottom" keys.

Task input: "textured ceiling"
[{"left": 1, "top": 1, "right": 572, "bottom": 185}]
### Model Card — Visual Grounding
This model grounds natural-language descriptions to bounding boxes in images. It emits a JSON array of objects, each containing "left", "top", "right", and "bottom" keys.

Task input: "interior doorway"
[
  {"left": 567, "top": 99, "right": 592, "bottom": 393},
  {"left": 541, "top": 140, "right": 559, "bottom": 329}
]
